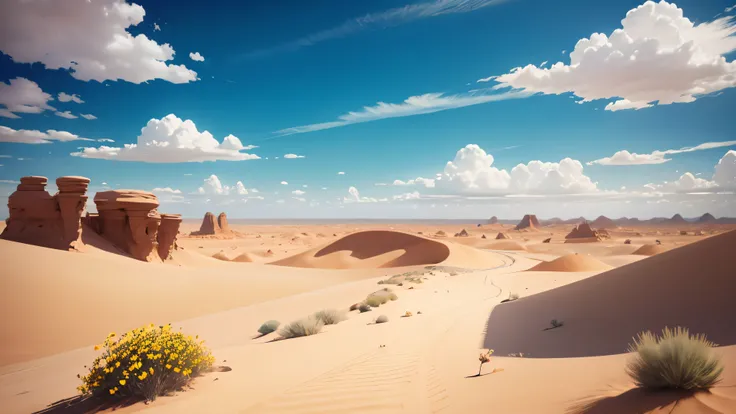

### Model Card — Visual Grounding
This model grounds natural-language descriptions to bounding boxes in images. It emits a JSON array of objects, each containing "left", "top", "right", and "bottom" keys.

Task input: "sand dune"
[
  {"left": 485, "top": 229, "right": 736, "bottom": 358},
  {"left": 232, "top": 252, "right": 258, "bottom": 262},
  {"left": 528, "top": 254, "right": 612, "bottom": 272},
  {"left": 482, "top": 240, "right": 527, "bottom": 251},
  {"left": 271, "top": 230, "right": 503, "bottom": 269},
  {"left": 632, "top": 244, "right": 667, "bottom": 256}
]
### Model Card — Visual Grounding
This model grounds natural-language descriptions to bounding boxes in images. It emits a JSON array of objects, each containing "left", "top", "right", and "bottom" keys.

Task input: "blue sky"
[{"left": 1, "top": 0, "right": 735, "bottom": 219}]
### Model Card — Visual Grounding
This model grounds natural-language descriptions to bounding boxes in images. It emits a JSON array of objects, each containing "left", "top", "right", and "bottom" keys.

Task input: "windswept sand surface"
[{"left": 1, "top": 223, "right": 734, "bottom": 414}]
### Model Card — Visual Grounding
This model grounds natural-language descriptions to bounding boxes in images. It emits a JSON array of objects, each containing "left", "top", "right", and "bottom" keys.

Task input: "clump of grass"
[
  {"left": 358, "top": 303, "right": 372, "bottom": 313},
  {"left": 376, "top": 315, "right": 389, "bottom": 324},
  {"left": 365, "top": 295, "right": 386, "bottom": 307},
  {"left": 313, "top": 309, "right": 347, "bottom": 325},
  {"left": 257, "top": 320, "right": 280, "bottom": 335},
  {"left": 626, "top": 327, "right": 723, "bottom": 390},
  {"left": 279, "top": 317, "right": 324, "bottom": 339}
]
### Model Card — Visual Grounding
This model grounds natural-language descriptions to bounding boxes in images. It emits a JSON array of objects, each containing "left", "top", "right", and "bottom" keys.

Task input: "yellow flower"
[
  {"left": 109, "top": 388, "right": 116, "bottom": 395},
  {"left": 119, "top": 379, "right": 126, "bottom": 386},
  {"left": 115, "top": 361, "right": 121, "bottom": 368},
  {"left": 173, "top": 367, "right": 181, "bottom": 373},
  {"left": 138, "top": 372, "right": 148, "bottom": 380},
  {"left": 94, "top": 345, "right": 101, "bottom": 351},
  {"left": 130, "top": 355, "right": 138, "bottom": 361},
  {"left": 149, "top": 367, "right": 155, "bottom": 375},
  {"left": 108, "top": 332, "right": 116, "bottom": 338},
  {"left": 166, "top": 364, "right": 172, "bottom": 369}
]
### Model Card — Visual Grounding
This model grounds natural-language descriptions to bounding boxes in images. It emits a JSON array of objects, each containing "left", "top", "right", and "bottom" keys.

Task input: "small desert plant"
[
  {"left": 279, "top": 317, "right": 324, "bottom": 339},
  {"left": 626, "top": 327, "right": 723, "bottom": 390},
  {"left": 313, "top": 309, "right": 347, "bottom": 325},
  {"left": 358, "top": 303, "right": 372, "bottom": 313},
  {"left": 551, "top": 319, "right": 564, "bottom": 328},
  {"left": 376, "top": 315, "right": 389, "bottom": 324},
  {"left": 509, "top": 292, "right": 520, "bottom": 301},
  {"left": 478, "top": 349, "right": 494, "bottom": 376},
  {"left": 403, "top": 311, "right": 413, "bottom": 317},
  {"left": 257, "top": 320, "right": 280, "bottom": 335},
  {"left": 365, "top": 295, "right": 388, "bottom": 307},
  {"left": 77, "top": 324, "right": 215, "bottom": 401}
]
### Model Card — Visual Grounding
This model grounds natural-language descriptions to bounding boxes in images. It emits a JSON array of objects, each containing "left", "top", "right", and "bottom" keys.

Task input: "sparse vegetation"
[
  {"left": 388, "top": 292, "right": 398, "bottom": 301},
  {"left": 313, "top": 309, "right": 347, "bottom": 325},
  {"left": 279, "top": 317, "right": 324, "bottom": 339},
  {"left": 257, "top": 320, "right": 280, "bottom": 335},
  {"left": 509, "top": 292, "right": 520, "bottom": 301},
  {"left": 365, "top": 295, "right": 386, "bottom": 307},
  {"left": 403, "top": 311, "right": 413, "bottom": 317},
  {"left": 77, "top": 324, "right": 215, "bottom": 401},
  {"left": 358, "top": 303, "right": 372, "bottom": 313},
  {"left": 543, "top": 319, "right": 565, "bottom": 330},
  {"left": 376, "top": 315, "right": 389, "bottom": 324},
  {"left": 626, "top": 327, "right": 723, "bottom": 390},
  {"left": 478, "top": 349, "right": 494, "bottom": 376}
]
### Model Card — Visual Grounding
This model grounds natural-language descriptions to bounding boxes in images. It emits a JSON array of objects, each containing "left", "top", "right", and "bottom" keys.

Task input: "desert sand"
[{"left": 1, "top": 212, "right": 735, "bottom": 414}]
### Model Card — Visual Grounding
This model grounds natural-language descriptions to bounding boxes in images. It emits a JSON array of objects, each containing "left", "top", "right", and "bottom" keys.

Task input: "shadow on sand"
[{"left": 566, "top": 388, "right": 704, "bottom": 414}]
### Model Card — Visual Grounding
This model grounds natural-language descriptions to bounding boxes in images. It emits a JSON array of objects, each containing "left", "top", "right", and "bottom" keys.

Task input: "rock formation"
[
  {"left": 590, "top": 215, "right": 617, "bottom": 229},
  {"left": 158, "top": 214, "right": 182, "bottom": 260},
  {"left": 1, "top": 176, "right": 89, "bottom": 251},
  {"left": 564, "top": 221, "right": 601, "bottom": 243},
  {"left": 698, "top": 213, "right": 716, "bottom": 223},
  {"left": 669, "top": 214, "right": 688, "bottom": 225},
  {"left": 481, "top": 234, "right": 487, "bottom": 239},
  {"left": 542, "top": 237, "right": 551, "bottom": 243},
  {"left": 496, "top": 232, "right": 511, "bottom": 240},
  {"left": 191, "top": 211, "right": 233, "bottom": 236},
  {"left": 514, "top": 214, "right": 540, "bottom": 231},
  {"left": 488, "top": 216, "right": 498, "bottom": 224},
  {"left": 454, "top": 229, "right": 469, "bottom": 237}
]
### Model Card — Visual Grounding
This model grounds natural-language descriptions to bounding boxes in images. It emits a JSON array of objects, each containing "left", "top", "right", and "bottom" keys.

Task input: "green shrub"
[
  {"left": 279, "top": 317, "right": 324, "bottom": 339},
  {"left": 376, "top": 315, "right": 389, "bottom": 324},
  {"left": 358, "top": 303, "right": 372, "bottom": 313},
  {"left": 257, "top": 320, "right": 280, "bottom": 335},
  {"left": 365, "top": 295, "right": 386, "bottom": 307},
  {"left": 313, "top": 309, "right": 347, "bottom": 325},
  {"left": 626, "top": 327, "right": 723, "bottom": 390}
]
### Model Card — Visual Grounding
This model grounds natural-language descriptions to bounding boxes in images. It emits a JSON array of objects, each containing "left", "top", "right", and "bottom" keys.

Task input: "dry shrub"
[
  {"left": 365, "top": 295, "right": 386, "bottom": 308},
  {"left": 257, "top": 320, "right": 280, "bottom": 335},
  {"left": 77, "top": 324, "right": 215, "bottom": 402},
  {"left": 358, "top": 303, "right": 372, "bottom": 313},
  {"left": 626, "top": 327, "right": 723, "bottom": 390},
  {"left": 376, "top": 315, "right": 389, "bottom": 324},
  {"left": 313, "top": 309, "right": 347, "bottom": 325},
  {"left": 279, "top": 317, "right": 324, "bottom": 339}
]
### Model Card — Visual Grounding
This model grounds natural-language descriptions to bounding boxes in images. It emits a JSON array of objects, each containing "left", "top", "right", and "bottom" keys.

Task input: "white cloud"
[
  {"left": 435, "top": 144, "right": 597, "bottom": 195},
  {"left": 283, "top": 153, "right": 305, "bottom": 159},
  {"left": 275, "top": 90, "right": 530, "bottom": 135},
  {"left": 189, "top": 52, "right": 205, "bottom": 62},
  {"left": 0, "top": 77, "right": 55, "bottom": 118},
  {"left": 235, "top": 181, "right": 248, "bottom": 195},
  {"left": 645, "top": 150, "right": 736, "bottom": 192},
  {"left": 291, "top": 189, "right": 306, "bottom": 195},
  {"left": 588, "top": 140, "right": 736, "bottom": 165},
  {"left": 393, "top": 191, "right": 421, "bottom": 201},
  {"left": 302, "top": 184, "right": 308, "bottom": 188},
  {"left": 154, "top": 23, "right": 161, "bottom": 31},
  {"left": 337, "top": 171, "right": 345, "bottom": 175},
  {"left": 58, "top": 92, "right": 84, "bottom": 104},
  {"left": 81, "top": 114, "right": 97, "bottom": 120},
  {"left": 490, "top": 1, "right": 736, "bottom": 111},
  {"left": 245, "top": 0, "right": 505, "bottom": 59},
  {"left": 343, "top": 186, "right": 378, "bottom": 203},
  {"left": 0, "top": 126, "right": 94, "bottom": 144},
  {"left": 281, "top": 181, "right": 288, "bottom": 185},
  {"left": 292, "top": 197, "right": 307, "bottom": 202},
  {"left": 0, "top": 0, "right": 197, "bottom": 84},
  {"left": 152, "top": 187, "right": 182, "bottom": 194},
  {"left": 71, "top": 114, "right": 260, "bottom": 162},
  {"left": 55, "top": 110, "right": 78, "bottom": 119},
  {"left": 392, "top": 177, "right": 436, "bottom": 188},
  {"left": 97, "top": 138, "right": 114, "bottom": 143}
]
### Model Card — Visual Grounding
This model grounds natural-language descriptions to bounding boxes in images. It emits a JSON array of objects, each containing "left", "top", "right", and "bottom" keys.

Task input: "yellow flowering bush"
[{"left": 78, "top": 324, "right": 215, "bottom": 401}]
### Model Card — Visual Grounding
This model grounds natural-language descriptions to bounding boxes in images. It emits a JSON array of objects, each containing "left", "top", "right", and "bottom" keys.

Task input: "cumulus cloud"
[
  {"left": 343, "top": 186, "right": 378, "bottom": 203},
  {"left": 645, "top": 150, "right": 736, "bottom": 192},
  {"left": 434, "top": 144, "right": 597, "bottom": 195},
  {"left": 0, "top": 0, "right": 197, "bottom": 84},
  {"left": 0, "top": 126, "right": 94, "bottom": 144},
  {"left": 275, "top": 90, "right": 530, "bottom": 136},
  {"left": 55, "top": 110, "right": 78, "bottom": 119},
  {"left": 189, "top": 52, "right": 205, "bottom": 62},
  {"left": 490, "top": 1, "right": 736, "bottom": 111},
  {"left": 0, "top": 77, "right": 55, "bottom": 118},
  {"left": 283, "top": 153, "right": 305, "bottom": 159},
  {"left": 393, "top": 191, "right": 421, "bottom": 201},
  {"left": 81, "top": 114, "right": 98, "bottom": 120},
  {"left": 152, "top": 187, "right": 181, "bottom": 194},
  {"left": 281, "top": 181, "right": 288, "bottom": 185},
  {"left": 196, "top": 174, "right": 251, "bottom": 196},
  {"left": 588, "top": 140, "right": 736, "bottom": 165},
  {"left": 71, "top": 114, "right": 260, "bottom": 162},
  {"left": 392, "top": 177, "right": 436, "bottom": 188},
  {"left": 292, "top": 189, "right": 306, "bottom": 195},
  {"left": 58, "top": 92, "right": 84, "bottom": 104}
]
